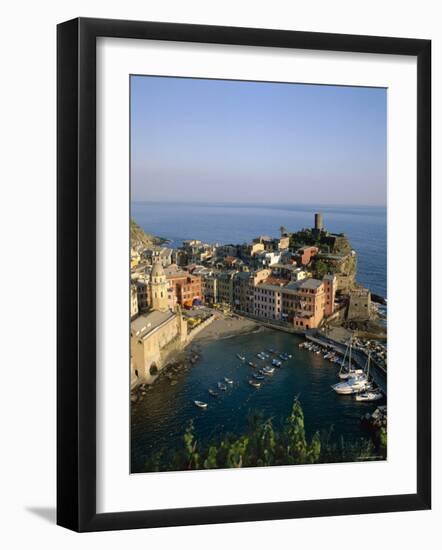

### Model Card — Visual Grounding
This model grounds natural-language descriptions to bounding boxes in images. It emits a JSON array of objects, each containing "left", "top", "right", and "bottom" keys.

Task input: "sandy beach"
[{"left": 192, "top": 313, "right": 262, "bottom": 342}]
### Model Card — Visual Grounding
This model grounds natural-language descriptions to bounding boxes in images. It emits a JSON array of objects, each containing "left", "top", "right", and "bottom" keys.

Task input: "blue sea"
[
  {"left": 131, "top": 329, "right": 385, "bottom": 472},
  {"left": 132, "top": 202, "right": 387, "bottom": 298}
]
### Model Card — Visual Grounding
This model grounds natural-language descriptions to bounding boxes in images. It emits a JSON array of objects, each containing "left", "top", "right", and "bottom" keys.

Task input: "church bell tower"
[{"left": 150, "top": 261, "right": 169, "bottom": 312}]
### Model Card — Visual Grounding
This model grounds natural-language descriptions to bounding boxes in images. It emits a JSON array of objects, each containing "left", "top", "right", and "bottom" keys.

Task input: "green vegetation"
[
  {"left": 312, "top": 259, "right": 329, "bottom": 279},
  {"left": 130, "top": 218, "right": 167, "bottom": 248},
  {"left": 141, "top": 399, "right": 384, "bottom": 472}
]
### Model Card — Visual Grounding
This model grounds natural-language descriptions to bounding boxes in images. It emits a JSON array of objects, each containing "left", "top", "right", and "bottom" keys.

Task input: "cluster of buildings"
[
  {"left": 130, "top": 213, "right": 374, "bottom": 387},
  {"left": 131, "top": 213, "right": 344, "bottom": 330}
]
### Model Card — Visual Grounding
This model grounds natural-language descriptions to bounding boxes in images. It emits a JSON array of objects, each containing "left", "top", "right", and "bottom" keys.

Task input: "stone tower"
[
  {"left": 150, "top": 261, "right": 169, "bottom": 312},
  {"left": 314, "top": 212, "right": 323, "bottom": 231}
]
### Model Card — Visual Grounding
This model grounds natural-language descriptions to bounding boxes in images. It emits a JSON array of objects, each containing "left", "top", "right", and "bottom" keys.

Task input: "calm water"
[
  {"left": 131, "top": 329, "right": 383, "bottom": 472},
  {"left": 132, "top": 202, "right": 387, "bottom": 297},
  {"left": 131, "top": 202, "right": 386, "bottom": 472}
]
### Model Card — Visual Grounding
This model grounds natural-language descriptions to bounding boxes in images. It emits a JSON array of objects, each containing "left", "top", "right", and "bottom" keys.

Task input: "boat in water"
[
  {"left": 339, "top": 367, "right": 364, "bottom": 380},
  {"left": 253, "top": 373, "right": 265, "bottom": 380},
  {"left": 260, "top": 366, "right": 275, "bottom": 376},
  {"left": 208, "top": 388, "right": 218, "bottom": 397},
  {"left": 249, "top": 379, "right": 261, "bottom": 388},
  {"left": 332, "top": 375, "right": 370, "bottom": 395},
  {"left": 355, "top": 389, "right": 383, "bottom": 402},
  {"left": 194, "top": 400, "right": 208, "bottom": 409},
  {"left": 217, "top": 382, "right": 227, "bottom": 391},
  {"left": 338, "top": 337, "right": 364, "bottom": 379},
  {"left": 333, "top": 351, "right": 373, "bottom": 395},
  {"left": 224, "top": 377, "right": 233, "bottom": 385},
  {"left": 248, "top": 361, "right": 257, "bottom": 368},
  {"left": 236, "top": 354, "right": 245, "bottom": 361}
]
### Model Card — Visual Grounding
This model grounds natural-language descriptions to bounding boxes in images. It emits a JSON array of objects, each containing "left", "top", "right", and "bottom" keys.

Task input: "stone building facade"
[
  {"left": 347, "top": 286, "right": 372, "bottom": 321},
  {"left": 130, "top": 310, "right": 187, "bottom": 387}
]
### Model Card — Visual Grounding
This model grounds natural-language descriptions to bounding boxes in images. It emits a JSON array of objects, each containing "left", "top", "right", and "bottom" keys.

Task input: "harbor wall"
[
  {"left": 185, "top": 314, "right": 216, "bottom": 344},
  {"left": 305, "top": 333, "right": 386, "bottom": 393}
]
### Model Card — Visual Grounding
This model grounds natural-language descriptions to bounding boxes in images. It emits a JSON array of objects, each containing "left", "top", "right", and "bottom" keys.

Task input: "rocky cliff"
[{"left": 130, "top": 219, "right": 167, "bottom": 250}]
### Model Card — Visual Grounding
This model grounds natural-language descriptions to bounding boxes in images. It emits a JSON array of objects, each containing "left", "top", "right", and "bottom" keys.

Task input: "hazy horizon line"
[{"left": 131, "top": 199, "right": 387, "bottom": 209}]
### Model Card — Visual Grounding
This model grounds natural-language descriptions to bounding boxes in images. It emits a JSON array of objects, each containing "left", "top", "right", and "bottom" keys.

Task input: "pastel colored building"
[
  {"left": 130, "top": 284, "right": 139, "bottom": 319},
  {"left": 323, "top": 274, "right": 337, "bottom": 316},
  {"left": 131, "top": 248, "right": 141, "bottom": 269},
  {"left": 297, "top": 246, "right": 319, "bottom": 266},
  {"left": 234, "top": 268, "right": 271, "bottom": 314},
  {"left": 166, "top": 270, "right": 202, "bottom": 308},
  {"left": 253, "top": 282, "right": 284, "bottom": 320}
]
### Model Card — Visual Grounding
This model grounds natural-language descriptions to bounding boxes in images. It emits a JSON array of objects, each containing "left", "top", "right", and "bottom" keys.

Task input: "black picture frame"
[{"left": 57, "top": 17, "right": 431, "bottom": 532}]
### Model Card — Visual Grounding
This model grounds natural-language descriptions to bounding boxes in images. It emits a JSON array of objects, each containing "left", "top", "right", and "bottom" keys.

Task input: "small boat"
[
  {"left": 257, "top": 353, "right": 265, "bottom": 360},
  {"left": 249, "top": 379, "right": 261, "bottom": 388},
  {"left": 253, "top": 373, "right": 265, "bottom": 380},
  {"left": 224, "top": 377, "right": 233, "bottom": 385},
  {"left": 236, "top": 354, "right": 245, "bottom": 361},
  {"left": 355, "top": 390, "right": 383, "bottom": 402},
  {"left": 261, "top": 366, "right": 275, "bottom": 376},
  {"left": 248, "top": 362, "right": 257, "bottom": 368},
  {"left": 208, "top": 388, "right": 218, "bottom": 397},
  {"left": 194, "top": 400, "right": 208, "bottom": 409},
  {"left": 217, "top": 382, "right": 227, "bottom": 391},
  {"left": 338, "top": 368, "right": 364, "bottom": 380},
  {"left": 332, "top": 376, "right": 369, "bottom": 395}
]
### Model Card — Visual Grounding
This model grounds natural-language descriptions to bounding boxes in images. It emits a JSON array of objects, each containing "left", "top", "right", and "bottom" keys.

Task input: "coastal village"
[{"left": 130, "top": 213, "right": 387, "bottom": 390}]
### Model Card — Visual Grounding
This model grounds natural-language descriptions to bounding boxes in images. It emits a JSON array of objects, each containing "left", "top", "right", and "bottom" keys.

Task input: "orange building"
[
  {"left": 297, "top": 246, "right": 319, "bottom": 266},
  {"left": 287, "top": 276, "right": 336, "bottom": 329},
  {"left": 167, "top": 271, "right": 202, "bottom": 308}
]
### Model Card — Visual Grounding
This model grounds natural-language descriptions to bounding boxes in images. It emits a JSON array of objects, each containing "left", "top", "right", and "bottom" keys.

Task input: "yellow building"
[
  {"left": 250, "top": 242, "right": 265, "bottom": 256},
  {"left": 130, "top": 284, "right": 139, "bottom": 319},
  {"left": 131, "top": 310, "right": 187, "bottom": 387},
  {"left": 131, "top": 248, "right": 141, "bottom": 269}
]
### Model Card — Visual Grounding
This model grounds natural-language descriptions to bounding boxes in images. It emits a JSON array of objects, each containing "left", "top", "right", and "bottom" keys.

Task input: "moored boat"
[
  {"left": 338, "top": 368, "right": 364, "bottom": 380},
  {"left": 224, "top": 377, "right": 233, "bottom": 385},
  {"left": 208, "top": 388, "right": 218, "bottom": 397},
  {"left": 332, "top": 375, "right": 369, "bottom": 395},
  {"left": 217, "top": 382, "right": 227, "bottom": 391},
  {"left": 236, "top": 354, "right": 245, "bottom": 361},
  {"left": 261, "top": 366, "right": 275, "bottom": 375},
  {"left": 355, "top": 390, "right": 383, "bottom": 402},
  {"left": 194, "top": 400, "right": 208, "bottom": 409},
  {"left": 249, "top": 379, "right": 261, "bottom": 388}
]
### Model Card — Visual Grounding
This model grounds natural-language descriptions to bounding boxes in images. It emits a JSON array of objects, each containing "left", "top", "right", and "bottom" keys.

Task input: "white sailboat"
[
  {"left": 332, "top": 375, "right": 369, "bottom": 395},
  {"left": 338, "top": 337, "right": 364, "bottom": 379},
  {"left": 333, "top": 352, "right": 372, "bottom": 395}
]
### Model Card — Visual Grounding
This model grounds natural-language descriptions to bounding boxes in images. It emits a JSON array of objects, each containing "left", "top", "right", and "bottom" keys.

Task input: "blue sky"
[{"left": 131, "top": 76, "right": 386, "bottom": 206}]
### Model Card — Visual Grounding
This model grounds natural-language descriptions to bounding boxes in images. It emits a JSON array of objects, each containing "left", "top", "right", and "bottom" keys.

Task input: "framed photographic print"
[{"left": 57, "top": 18, "right": 431, "bottom": 532}]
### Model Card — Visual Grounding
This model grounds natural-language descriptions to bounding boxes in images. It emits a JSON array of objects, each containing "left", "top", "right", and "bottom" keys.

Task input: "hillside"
[{"left": 130, "top": 219, "right": 167, "bottom": 250}]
